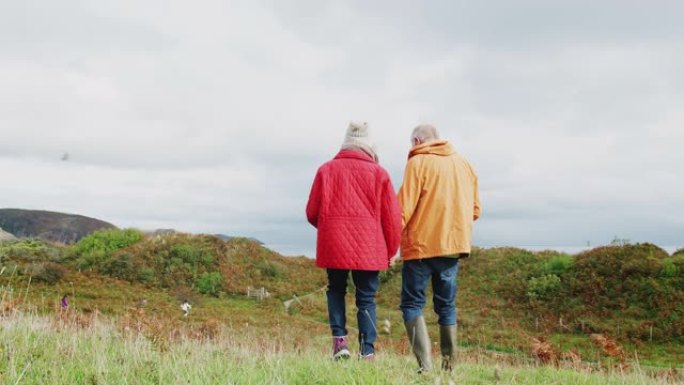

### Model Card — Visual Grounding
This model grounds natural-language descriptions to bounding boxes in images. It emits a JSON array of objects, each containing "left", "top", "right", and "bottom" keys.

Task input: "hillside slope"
[
  {"left": 0, "top": 227, "right": 16, "bottom": 241},
  {"left": 2, "top": 235, "right": 682, "bottom": 368},
  {"left": 0, "top": 208, "right": 116, "bottom": 243},
  {"left": 1, "top": 230, "right": 325, "bottom": 301},
  {"left": 376, "top": 244, "right": 684, "bottom": 366}
]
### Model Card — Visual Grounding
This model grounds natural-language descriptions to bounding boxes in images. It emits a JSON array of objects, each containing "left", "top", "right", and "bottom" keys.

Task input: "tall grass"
[{"left": 0, "top": 311, "right": 678, "bottom": 385}]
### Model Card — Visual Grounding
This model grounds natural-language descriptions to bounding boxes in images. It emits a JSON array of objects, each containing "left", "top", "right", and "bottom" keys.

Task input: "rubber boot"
[
  {"left": 439, "top": 325, "right": 457, "bottom": 371},
  {"left": 404, "top": 316, "right": 433, "bottom": 373}
]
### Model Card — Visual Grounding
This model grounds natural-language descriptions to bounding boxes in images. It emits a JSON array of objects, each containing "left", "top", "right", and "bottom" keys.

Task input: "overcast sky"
[{"left": 1, "top": 0, "right": 682, "bottom": 256}]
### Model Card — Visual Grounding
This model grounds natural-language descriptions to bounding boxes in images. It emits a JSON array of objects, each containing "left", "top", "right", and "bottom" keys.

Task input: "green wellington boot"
[
  {"left": 404, "top": 316, "right": 433, "bottom": 372},
  {"left": 439, "top": 324, "right": 457, "bottom": 371}
]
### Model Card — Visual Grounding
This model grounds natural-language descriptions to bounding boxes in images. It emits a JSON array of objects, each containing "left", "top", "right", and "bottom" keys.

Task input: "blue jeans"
[
  {"left": 326, "top": 269, "right": 379, "bottom": 356},
  {"left": 400, "top": 257, "right": 460, "bottom": 325}
]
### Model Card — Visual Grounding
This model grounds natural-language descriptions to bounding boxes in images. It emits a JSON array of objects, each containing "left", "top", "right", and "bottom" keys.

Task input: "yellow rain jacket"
[{"left": 398, "top": 140, "right": 480, "bottom": 261}]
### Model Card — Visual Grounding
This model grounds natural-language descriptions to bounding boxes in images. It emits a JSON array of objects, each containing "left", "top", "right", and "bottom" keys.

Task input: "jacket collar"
[
  {"left": 408, "top": 140, "right": 454, "bottom": 159},
  {"left": 335, "top": 149, "right": 376, "bottom": 163}
]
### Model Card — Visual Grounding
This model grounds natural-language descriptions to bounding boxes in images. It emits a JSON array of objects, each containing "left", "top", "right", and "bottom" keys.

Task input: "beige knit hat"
[{"left": 341, "top": 121, "right": 377, "bottom": 161}]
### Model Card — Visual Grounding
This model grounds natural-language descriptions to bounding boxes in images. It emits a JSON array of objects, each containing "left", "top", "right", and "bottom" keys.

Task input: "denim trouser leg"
[
  {"left": 400, "top": 260, "right": 431, "bottom": 323},
  {"left": 352, "top": 270, "right": 379, "bottom": 356},
  {"left": 431, "top": 259, "right": 459, "bottom": 325},
  {"left": 401, "top": 257, "right": 459, "bottom": 326},
  {"left": 326, "top": 269, "right": 349, "bottom": 337}
]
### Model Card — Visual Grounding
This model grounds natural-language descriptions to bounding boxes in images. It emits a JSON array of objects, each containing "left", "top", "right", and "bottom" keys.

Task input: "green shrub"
[
  {"left": 197, "top": 272, "right": 223, "bottom": 296},
  {"left": 74, "top": 233, "right": 225, "bottom": 290},
  {"left": 25, "top": 262, "right": 67, "bottom": 284},
  {"left": 103, "top": 253, "right": 135, "bottom": 280},
  {"left": 495, "top": 249, "right": 544, "bottom": 302},
  {"left": 170, "top": 244, "right": 201, "bottom": 263},
  {"left": 541, "top": 254, "right": 574, "bottom": 276},
  {"left": 0, "top": 239, "right": 62, "bottom": 263},
  {"left": 72, "top": 229, "right": 143, "bottom": 270},
  {"left": 258, "top": 260, "right": 282, "bottom": 278},
  {"left": 667, "top": 254, "right": 684, "bottom": 280},
  {"left": 168, "top": 241, "right": 216, "bottom": 267},
  {"left": 566, "top": 244, "right": 669, "bottom": 307},
  {"left": 661, "top": 258, "right": 679, "bottom": 278},
  {"left": 527, "top": 274, "right": 561, "bottom": 301},
  {"left": 138, "top": 268, "right": 155, "bottom": 284}
]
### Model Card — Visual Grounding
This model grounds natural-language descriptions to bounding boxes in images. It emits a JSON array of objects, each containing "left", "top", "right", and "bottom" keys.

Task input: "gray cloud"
[{"left": 1, "top": 0, "right": 682, "bottom": 256}]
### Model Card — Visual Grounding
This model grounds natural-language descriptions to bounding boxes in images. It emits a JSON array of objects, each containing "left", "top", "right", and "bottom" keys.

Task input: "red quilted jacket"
[{"left": 306, "top": 150, "right": 402, "bottom": 271}]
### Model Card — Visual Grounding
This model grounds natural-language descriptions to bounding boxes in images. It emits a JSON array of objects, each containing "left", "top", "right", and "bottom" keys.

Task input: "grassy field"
[
  {"left": 1, "top": 311, "right": 680, "bottom": 385},
  {"left": 2, "top": 236, "right": 683, "bottom": 384}
]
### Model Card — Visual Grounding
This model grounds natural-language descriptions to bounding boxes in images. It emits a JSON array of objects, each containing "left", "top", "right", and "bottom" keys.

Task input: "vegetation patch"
[
  {"left": 3, "top": 238, "right": 682, "bottom": 368},
  {"left": 71, "top": 228, "right": 144, "bottom": 270}
]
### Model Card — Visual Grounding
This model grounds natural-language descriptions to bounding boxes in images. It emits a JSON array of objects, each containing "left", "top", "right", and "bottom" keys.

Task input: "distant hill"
[
  {"left": 143, "top": 230, "right": 264, "bottom": 245},
  {"left": 0, "top": 208, "right": 116, "bottom": 244},
  {"left": 0, "top": 227, "right": 16, "bottom": 241},
  {"left": 213, "top": 233, "right": 264, "bottom": 245}
]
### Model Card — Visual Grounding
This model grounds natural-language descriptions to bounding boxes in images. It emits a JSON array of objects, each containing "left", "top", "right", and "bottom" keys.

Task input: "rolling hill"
[{"left": 0, "top": 208, "right": 116, "bottom": 244}]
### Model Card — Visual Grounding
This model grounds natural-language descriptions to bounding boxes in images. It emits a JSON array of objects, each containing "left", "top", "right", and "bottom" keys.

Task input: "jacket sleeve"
[
  {"left": 472, "top": 169, "right": 481, "bottom": 221},
  {"left": 397, "top": 157, "right": 422, "bottom": 229},
  {"left": 306, "top": 171, "right": 323, "bottom": 228},
  {"left": 380, "top": 175, "right": 402, "bottom": 260}
]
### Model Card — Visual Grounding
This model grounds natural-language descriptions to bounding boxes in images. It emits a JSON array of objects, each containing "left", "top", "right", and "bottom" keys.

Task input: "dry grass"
[
  {"left": 590, "top": 334, "right": 625, "bottom": 358},
  {"left": 1, "top": 308, "right": 680, "bottom": 385},
  {"left": 531, "top": 335, "right": 557, "bottom": 365}
]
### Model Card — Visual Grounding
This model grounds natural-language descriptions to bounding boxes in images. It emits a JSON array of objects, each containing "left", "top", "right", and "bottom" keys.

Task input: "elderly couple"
[{"left": 306, "top": 121, "right": 481, "bottom": 372}]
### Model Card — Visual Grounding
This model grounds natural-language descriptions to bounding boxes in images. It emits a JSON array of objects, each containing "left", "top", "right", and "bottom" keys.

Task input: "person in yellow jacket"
[{"left": 398, "top": 124, "right": 480, "bottom": 373}]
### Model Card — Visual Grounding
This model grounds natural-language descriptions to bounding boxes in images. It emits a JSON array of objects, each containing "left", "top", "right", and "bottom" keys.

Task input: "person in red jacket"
[{"left": 306, "top": 121, "right": 402, "bottom": 360}]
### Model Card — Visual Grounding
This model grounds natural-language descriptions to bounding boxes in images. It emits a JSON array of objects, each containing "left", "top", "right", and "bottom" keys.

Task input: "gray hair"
[{"left": 411, "top": 124, "right": 440, "bottom": 143}]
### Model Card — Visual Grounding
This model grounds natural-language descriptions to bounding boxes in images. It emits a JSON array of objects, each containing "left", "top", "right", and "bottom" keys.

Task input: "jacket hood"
[{"left": 408, "top": 140, "right": 454, "bottom": 158}]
